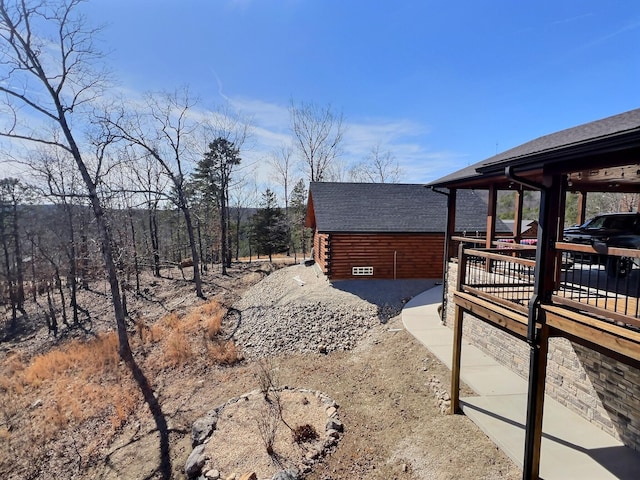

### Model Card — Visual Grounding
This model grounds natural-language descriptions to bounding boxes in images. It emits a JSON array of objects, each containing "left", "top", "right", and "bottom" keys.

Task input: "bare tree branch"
[{"left": 290, "top": 100, "right": 344, "bottom": 182}]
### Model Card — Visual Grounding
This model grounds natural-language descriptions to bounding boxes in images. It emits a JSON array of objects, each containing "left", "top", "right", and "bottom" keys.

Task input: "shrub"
[
  {"left": 255, "top": 400, "right": 280, "bottom": 456},
  {"left": 292, "top": 423, "right": 319, "bottom": 444},
  {"left": 255, "top": 357, "right": 279, "bottom": 400}
]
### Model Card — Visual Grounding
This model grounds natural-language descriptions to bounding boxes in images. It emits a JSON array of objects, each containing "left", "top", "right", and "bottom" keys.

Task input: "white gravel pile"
[{"left": 232, "top": 264, "right": 381, "bottom": 357}]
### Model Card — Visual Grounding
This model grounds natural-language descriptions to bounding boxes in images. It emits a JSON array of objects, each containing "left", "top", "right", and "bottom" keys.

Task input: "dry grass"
[
  {"left": 204, "top": 303, "right": 225, "bottom": 340},
  {"left": 145, "top": 300, "right": 238, "bottom": 369},
  {"left": 0, "top": 331, "right": 139, "bottom": 452},
  {"left": 165, "top": 330, "right": 194, "bottom": 366},
  {"left": 0, "top": 297, "right": 243, "bottom": 477},
  {"left": 208, "top": 339, "right": 242, "bottom": 365}
]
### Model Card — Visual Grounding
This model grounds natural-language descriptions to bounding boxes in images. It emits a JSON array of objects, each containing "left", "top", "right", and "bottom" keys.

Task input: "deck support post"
[
  {"left": 450, "top": 304, "right": 464, "bottom": 414},
  {"left": 523, "top": 323, "right": 550, "bottom": 479},
  {"left": 521, "top": 171, "right": 563, "bottom": 480},
  {"left": 451, "top": 242, "right": 467, "bottom": 415}
]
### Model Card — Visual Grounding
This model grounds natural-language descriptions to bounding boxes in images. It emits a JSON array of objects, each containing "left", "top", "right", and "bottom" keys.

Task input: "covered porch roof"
[{"left": 430, "top": 107, "right": 640, "bottom": 193}]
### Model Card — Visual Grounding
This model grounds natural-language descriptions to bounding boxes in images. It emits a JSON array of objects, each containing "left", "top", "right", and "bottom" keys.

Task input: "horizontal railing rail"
[
  {"left": 457, "top": 246, "right": 536, "bottom": 313},
  {"left": 456, "top": 240, "right": 640, "bottom": 332},
  {"left": 554, "top": 242, "right": 640, "bottom": 329}
]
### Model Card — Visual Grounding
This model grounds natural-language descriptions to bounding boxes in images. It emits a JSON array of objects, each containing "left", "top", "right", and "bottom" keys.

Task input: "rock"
[
  {"left": 326, "top": 417, "right": 343, "bottom": 433},
  {"left": 238, "top": 473, "right": 256, "bottom": 480},
  {"left": 272, "top": 468, "right": 299, "bottom": 480},
  {"left": 324, "top": 436, "right": 337, "bottom": 448},
  {"left": 184, "top": 445, "right": 206, "bottom": 477},
  {"left": 326, "top": 428, "right": 340, "bottom": 439},
  {"left": 325, "top": 406, "right": 337, "bottom": 417},
  {"left": 192, "top": 413, "right": 218, "bottom": 446},
  {"left": 204, "top": 469, "right": 220, "bottom": 479},
  {"left": 305, "top": 449, "right": 320, "bottom": 461}
]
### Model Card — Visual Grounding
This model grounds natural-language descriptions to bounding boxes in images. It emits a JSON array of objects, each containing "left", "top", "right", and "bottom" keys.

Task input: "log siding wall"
[
  {"left": 313, "top": 231, "right": 331, "bottom": 275},
  {"left": 314, "top": 231, "right": 444, "bottom": 279}
]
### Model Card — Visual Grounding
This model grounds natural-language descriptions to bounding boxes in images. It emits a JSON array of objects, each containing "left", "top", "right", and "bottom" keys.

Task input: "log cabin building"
[
  {"left": 305, "top": 182, "right": 508, "bottom": 280},
  {"left": 429, "top": 107, "right": 640, "bottom": 479}
]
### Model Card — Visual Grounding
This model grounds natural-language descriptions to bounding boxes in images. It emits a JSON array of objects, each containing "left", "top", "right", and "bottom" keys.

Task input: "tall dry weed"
[
  {"left": 207, "top": 339, "right": 242, "bottom": 366},
  {"left": 161, "top": 312, "right": 181, "bottom": 330},
  {"left": 206, "top": 310, "right": 224, "bottom": 340},
  {"left": 165, "top": 330, "right": 193, "bottom": 367}
]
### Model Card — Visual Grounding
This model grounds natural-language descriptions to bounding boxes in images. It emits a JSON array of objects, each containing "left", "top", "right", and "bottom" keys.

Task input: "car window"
[
  {"left": 585, "top": 216, "right": 606, "bottom": 229},
  {"left": 586, "top": 215, "right": 636, "bottom": 230},
  {"left": 608, "top": 217, "right": 635, "bottom": 229}
]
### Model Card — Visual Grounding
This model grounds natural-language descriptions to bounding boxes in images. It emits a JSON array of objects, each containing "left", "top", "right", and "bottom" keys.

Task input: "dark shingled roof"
[
  {"left": 430, "top": 107, "right": 640, "bottom": 187},
  {"left": 307, "top": 182, "right": 507, "bottom": 233}
]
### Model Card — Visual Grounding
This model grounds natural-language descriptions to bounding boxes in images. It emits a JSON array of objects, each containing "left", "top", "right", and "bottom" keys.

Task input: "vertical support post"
[
  {"left": 442, "top": 188, "right": 457, "bottom": 321},
  {"left": 486, "top": 185, "right": 498, "bottom": 249},
  {"left": 451, "top": 242, "right": 467, "bottom": 414},
  {"left": 446, "top": 188, "right": 457, "bottom": 264},
  {"left": 522, "top": 173, "right": 562, "bottom": 480},
  {"left": 485, "top": 185, "right": 498, "bottom": 272},
  {"left": 576, "top": 191, "right": 587, "bottom": 226},
  {"left": 555, "top": 183, "right": 568, "bottom": 287},
  {"left": 450, "top": 304, "right": 464, "bottom": 414},
  {"left": 523, "top": 323, "right": 550, "bottom": 479},
  {"left": 513, "top": 188, "right": 524, "bottom": 243}
]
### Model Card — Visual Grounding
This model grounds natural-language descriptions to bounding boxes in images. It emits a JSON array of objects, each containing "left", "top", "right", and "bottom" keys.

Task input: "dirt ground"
[{"left": 1, "top": 262, "right": 521, "bottom": 480}]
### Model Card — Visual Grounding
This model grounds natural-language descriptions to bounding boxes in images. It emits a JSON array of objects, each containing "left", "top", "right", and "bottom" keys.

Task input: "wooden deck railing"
[{"left": 455, "top": 237, "right": 640, "bottom": 334}]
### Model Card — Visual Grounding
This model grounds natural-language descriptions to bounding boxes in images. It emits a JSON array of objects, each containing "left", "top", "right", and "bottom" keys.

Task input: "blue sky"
[{"left": 81, "top": 0, "right": 640, "bottom": 185}]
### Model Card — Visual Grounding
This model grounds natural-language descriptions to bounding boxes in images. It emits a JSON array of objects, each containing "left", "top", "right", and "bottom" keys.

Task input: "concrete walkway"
[{"left": 401, "top": 285, "right": 640, "bottom": 480}]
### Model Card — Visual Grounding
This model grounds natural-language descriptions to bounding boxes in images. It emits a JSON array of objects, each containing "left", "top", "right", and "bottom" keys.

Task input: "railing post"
[
  {"left": 457, "top": 242, "right": 467, "bottom": 290},
  {"left": 451, "top": 242, "right": 466, "bottom": 414}
]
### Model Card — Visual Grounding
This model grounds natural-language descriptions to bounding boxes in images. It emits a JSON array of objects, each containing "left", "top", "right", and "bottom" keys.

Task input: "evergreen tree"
[
  {"left": 252, "top": 189, "right": 289, "bottom": 261},
  {"left": 193, "top": 138, "right": 241, "bottom": 274}
]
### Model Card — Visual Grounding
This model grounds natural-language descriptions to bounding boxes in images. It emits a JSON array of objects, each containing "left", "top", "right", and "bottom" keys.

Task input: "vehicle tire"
[{"left": 606, "top": 256, "right": 632, "bottom": 278}]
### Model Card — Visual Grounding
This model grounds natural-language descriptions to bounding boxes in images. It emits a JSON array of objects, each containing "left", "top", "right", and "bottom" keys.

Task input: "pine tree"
[
  {"left": 193, "top": 138, "right": 241, "bottom": 274},
  {"left": 252, "top": 189, "right": 289, "bottom": 261}
]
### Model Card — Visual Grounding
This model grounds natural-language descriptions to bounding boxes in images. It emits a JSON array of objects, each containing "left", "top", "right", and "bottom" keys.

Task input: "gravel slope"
[
  {"left": 233, "top": 264, "right": 437, "bottom": 358},
  {"left": 233, "top": 264, "right": 379, "bottom": 357}
]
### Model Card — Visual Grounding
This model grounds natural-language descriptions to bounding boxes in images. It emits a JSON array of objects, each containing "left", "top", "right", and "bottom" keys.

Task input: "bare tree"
[
  {"left": 29, "top": 148, "right": 86, "bottom": 325},
  {"left": 99, "top": 88, "right": 205, "bottom": 298},
  {"left": 268, "top": 144, "right": 295, "bottom": 256},
  {"left": 0, "top": 177, "right": 27, "bottom": 327},
  {"left": 129, "top": 153, "right": 168, "bottom": 277},
  {"left": 290, "top": 100, "right": 344, "bottom": 182},
  {"left": 229, "top": 175, "right": 257, "bottom": 261},
  {"left": 349, "top": 143, "right": 403, "bottom": 183},
  {"left": 0, "top": 0, "right": 129, "bottom": 352},
  {"left": 269, "top": 145, "right": 294, "bottom": 209},
  {"left": 0, "top": 2, "right": 171, "bottom": 476}
]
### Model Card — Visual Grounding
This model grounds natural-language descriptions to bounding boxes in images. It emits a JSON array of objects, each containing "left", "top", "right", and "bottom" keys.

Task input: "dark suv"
[{"left": 563, "top": 212, "right": 640, "bottom": 277}]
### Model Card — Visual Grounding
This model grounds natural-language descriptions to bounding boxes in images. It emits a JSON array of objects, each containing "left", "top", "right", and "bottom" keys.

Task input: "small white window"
[{"left": 352, "top": 266, "right": 374, "bottom": 276}]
